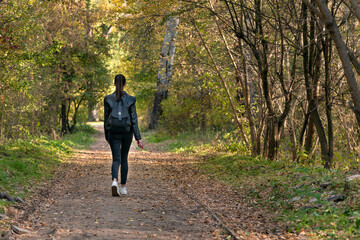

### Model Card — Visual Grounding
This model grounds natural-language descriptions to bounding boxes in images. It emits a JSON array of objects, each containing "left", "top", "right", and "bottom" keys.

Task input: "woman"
[{"left": 104, "top": 74, "right": 144, "bottom": 196}]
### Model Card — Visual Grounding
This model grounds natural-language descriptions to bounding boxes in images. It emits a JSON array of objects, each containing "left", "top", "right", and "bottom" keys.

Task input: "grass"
[
  {"left": 145, "top": 129, "right": 360, "bottom": 239},
  {"left": 145, "top": 129, "right": 247, "bottom": 154},
  {"left": 200, "top": 154, "right": 360, "bottom": 239},
  {"left": 0, "top": 124, "right": 96, "bottom": 216},
  {"left": 62, "top": 124, "right": 97, "bottom": 149}
]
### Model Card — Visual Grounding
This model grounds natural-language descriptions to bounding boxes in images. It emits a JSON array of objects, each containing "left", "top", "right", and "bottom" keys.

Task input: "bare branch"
[
  {"left": 302, "top": 0, "right": 323, "bottom": 19},
  {"left": 349, "top": 0, "right": 360, "bottom": 22}
]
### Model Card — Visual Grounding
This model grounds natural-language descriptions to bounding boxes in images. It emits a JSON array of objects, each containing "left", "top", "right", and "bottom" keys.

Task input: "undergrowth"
[
  {"left": 201, "top": 155, "right": 360, "bottom": 239},
  {"left": 145, "top": 128, "right": 248, "bottom": 154},
  {"left": 146, "top": 129, "right": 360, "bottom": 239},
  {"left": 0, "top": 124, "right": 96, "bottom": 216}
]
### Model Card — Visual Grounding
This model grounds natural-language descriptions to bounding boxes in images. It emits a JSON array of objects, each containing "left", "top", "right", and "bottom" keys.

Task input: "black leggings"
[{"left": 109, "top": 136, "right": 132, "bottom": 185}]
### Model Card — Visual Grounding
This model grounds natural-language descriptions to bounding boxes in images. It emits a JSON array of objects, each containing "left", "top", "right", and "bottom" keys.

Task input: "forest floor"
[{"left": 4, "top": 123, "right": 306, "bottom": 240}]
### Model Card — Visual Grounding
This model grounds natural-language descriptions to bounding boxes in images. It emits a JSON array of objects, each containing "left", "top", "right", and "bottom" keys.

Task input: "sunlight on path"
[
  {"left": 10, "top": 123, "right": 215, "bottom": 240},
  {"left": 8, "top": 122, "right": 305, "bottom": 240}
]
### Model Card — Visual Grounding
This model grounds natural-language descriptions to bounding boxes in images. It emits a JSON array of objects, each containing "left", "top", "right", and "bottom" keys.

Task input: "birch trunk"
[{"left": 149, "top": 17, "right": 179, "bottom": 129}]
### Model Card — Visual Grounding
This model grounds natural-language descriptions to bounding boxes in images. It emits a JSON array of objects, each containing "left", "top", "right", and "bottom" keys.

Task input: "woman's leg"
[
  {"left": 120, "top": 137, "right": 132, "bottom": 185},
  {"left": 109, "top": 140, "right": 121, "bottom": 181}
]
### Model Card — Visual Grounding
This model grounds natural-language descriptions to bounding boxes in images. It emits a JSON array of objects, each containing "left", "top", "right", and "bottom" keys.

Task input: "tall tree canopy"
[{"left": 1, "top": 0, "right": 360, "bottom": 168}]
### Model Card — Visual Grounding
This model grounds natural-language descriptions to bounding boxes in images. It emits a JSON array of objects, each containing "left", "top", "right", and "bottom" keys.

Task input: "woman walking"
[{"left": 104, "top": 74, "right": 144, "bottom": 196}]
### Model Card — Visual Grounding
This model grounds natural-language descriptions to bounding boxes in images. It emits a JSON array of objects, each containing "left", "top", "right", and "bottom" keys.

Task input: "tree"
[
  {"left": 0, "top": 0, "right": 110, "bottom": 138},
  {"left": 302, "top": 0, "right": 360, "bottom": 130},
  {"left": 149, "top": 17, "right": 179, "bottom": 129}
]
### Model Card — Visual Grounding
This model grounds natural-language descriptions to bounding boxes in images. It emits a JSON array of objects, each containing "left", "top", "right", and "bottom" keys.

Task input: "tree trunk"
[
  {"left": 349, "top": 0, "right": 360, "bottom": 22},
  {"left": 303, "top": 0, "right": 360, "bottom": 129},
  {"left": 304, "top": 115, "right": 315, "bottom": 152},
  {"left": 61, "top": 102, "right": 67, "bottom": 135},
  {"left": 209, "top": 0, "right": 257, "bottom": 155},
  {"left": 304, "top": 51, "right": 321, "bottom": 152},
  {"left": 149, "top": 17, "right": 179, "bottom": 129},
  {"left": 322, "top": 33, "right": 334, "bottom": 168},
  {"left": 88, "top": 101, "right": 99, "bottom": 122},
  {"left": 254, "top": 0, "right": 280, "bottom": 160},
  {"left": 67, "top": 95, "right": 85, "bottom": 133},
  {"left": 304, "top": 11, "right": 317, "bottom": 153},
  {"left": 0, "top": 103, "right": 3, "bottom": 139},
  {"left": 263, "top": 115, "right": 279, "bottom": 160},
  {"left": 192, "top": 18, "right": 250, "bottom": 148},
  {"left": 301, "top": 3, "right": 334, "bottom": 168},
  {"left": 299, "top": 2, "right": 311, "bottom": 149},
  {"left": 289, "top": 103, "right": 298, "bottom": 161}
]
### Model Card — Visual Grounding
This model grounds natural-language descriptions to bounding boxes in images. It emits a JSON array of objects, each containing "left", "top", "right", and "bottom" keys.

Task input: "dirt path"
[
  {"left": 7, "top": 123, "right": 303, "bottom": 240},
  {"left": 7, "top": 124, "right": 217, "bottom": 239}
]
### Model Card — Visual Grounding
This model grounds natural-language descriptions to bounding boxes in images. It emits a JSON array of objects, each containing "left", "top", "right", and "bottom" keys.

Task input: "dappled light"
[{"left": 2, "top": 0, "right": 360, "bottom": 239}]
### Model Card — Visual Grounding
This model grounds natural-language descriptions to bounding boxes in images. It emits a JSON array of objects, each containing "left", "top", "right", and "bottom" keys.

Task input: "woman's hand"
[{"left": 137, "top": 140, "right": 144, "bottom": 149}]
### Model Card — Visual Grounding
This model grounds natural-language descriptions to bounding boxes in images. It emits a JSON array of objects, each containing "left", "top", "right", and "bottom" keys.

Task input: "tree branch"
[
  {"left": 302, "top": 0, "right": 323, "bottom": 19},
  {"left": 191, "top": 17, "right": 250, "bottom": 148},
  {"left": 349, "top": 0, "right": 360, "bottom": 22}
]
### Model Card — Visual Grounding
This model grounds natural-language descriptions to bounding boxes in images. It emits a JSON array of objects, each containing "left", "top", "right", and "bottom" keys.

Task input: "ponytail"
[{"left": 115, "top": 74, "right": 126, "bottom": 102}]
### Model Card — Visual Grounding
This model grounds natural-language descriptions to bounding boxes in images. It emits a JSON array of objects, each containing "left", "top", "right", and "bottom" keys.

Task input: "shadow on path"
[
  {"left": 7, "top": 123, "right": 304, "bottom": 240},
  {"left": 9, "top": 123, "right": 216, "bottom": 239}
]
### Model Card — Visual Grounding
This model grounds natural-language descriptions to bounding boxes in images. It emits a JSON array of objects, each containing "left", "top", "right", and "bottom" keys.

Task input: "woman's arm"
[{"left": 129, "top": 98, "right": 142, "bottom": 141}]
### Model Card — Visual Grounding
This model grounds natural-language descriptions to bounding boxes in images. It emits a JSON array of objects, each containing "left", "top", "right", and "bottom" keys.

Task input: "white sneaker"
[
  {"left": 111, "top": 180, "right": 120, "bottom": 196},
  {"left": 120, "top": 186, "right": 127, "bottom": 195}
]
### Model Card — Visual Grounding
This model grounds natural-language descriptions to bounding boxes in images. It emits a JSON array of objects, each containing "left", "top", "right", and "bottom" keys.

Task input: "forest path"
[
  {"left": 9, "top": 123, "right": 215, "bottom": 240},
  {"left": 9, "top": 123, "right": 300, "bottom": 240}
]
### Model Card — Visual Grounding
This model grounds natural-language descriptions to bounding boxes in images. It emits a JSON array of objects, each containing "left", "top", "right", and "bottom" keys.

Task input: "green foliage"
[
  {"left": 158, "top": 79, "right": 235, "bottom": 135},
  {"left": 199, "top": 153, "right": 360, "bottom": 239},
  {"left": 159, "top": 96, "right": 202, "bottom": 134},
  {"left": 146, "top": 127, "right": 360, "bottom": 238},
  {"left": 145, "top": 130, "right": 170, "bottom": 143},
  {"left": 108, "top": 12, "right": 161, "bottom": 120},
  {"left": 61, "top": 124, "right": 97, "bottom": 149},
  {"left": 215, "top": 132, "right": 250, "bottom": 154},
  {"left": 144, "top": 128, "right": 215, "bottom": 153},
  {"left": 0, "top": 0, "right": 111, "bottom": 138},
  {"left": 145, "top": 128, "right": 248, "bottom": 155},
  {"left": 0, "top": 124, "right": 96, "bottom": 212}
]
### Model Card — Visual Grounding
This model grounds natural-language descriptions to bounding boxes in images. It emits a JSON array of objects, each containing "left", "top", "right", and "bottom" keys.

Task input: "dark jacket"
[{"left": 104, "top": 91, "right": 141, "bottom": 141}]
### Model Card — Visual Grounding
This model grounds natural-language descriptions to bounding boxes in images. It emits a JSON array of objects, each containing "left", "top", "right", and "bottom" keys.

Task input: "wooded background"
[{"left": 1, "top": 0, "right": 360, "bottom": 168}]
